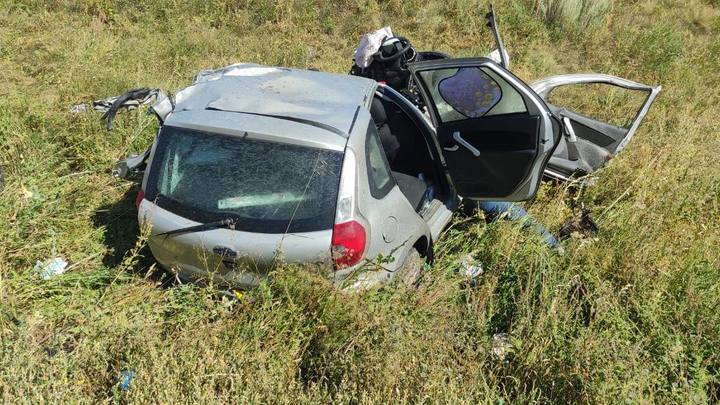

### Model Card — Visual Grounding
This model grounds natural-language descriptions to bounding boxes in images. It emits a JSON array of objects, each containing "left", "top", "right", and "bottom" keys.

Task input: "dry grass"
[{"left": 1, "top": 0, "right": 719, "bottom": 403}]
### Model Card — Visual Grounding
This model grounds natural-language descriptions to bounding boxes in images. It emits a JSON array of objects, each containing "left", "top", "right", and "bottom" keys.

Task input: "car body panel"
[
  {"left": 334, "top": 110, "right": 432, "bottom": 289},
  {"left": 408, "top": 57, "right": 559, "bottom": 201},
  {"left": 531, "top": 73, "right": 661, "bottom": 154},
  {"left": 373, "top": 85, "right": 459, "bottom": 241},
  {"left": 531, "top": 74, "right": 661, "bottom": 180},
  {"left": 165, "top": 110, "right": 347, "bottom": 152},
  {"left": 140, "top": 201, "right": 334, "bottom": 289},
  {"left": 172, "top": 63, "right": 377, "bottom": 137}
]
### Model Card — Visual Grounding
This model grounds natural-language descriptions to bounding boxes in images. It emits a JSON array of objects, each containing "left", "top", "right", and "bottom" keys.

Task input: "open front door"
[
  {"left": 531, "top": 74, "right": 661, "bottom": 180},
  {"left": 409, "top": 58, "right": 559, "bottom": 201}
]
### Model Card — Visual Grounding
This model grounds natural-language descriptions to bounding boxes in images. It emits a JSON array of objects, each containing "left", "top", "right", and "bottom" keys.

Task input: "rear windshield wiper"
[{"left": 155, "top": 218, "right": 238, "bottom": 237}]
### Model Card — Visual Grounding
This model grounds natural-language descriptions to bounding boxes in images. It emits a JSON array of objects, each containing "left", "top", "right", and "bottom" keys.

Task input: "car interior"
[
  {"left": 545, "top": 105, "right": 629, "bottom": 177},
  {"left": 370, "top": 95, "right": 441, "bottom": 214},
  {"left": 542, "top": 83, "right": 649, "bottom": 178}
]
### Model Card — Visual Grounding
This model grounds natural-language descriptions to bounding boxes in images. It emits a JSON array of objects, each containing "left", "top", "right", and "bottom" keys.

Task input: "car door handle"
[{"left": 452, "top": 131, "right": 481, "bottom": 157}]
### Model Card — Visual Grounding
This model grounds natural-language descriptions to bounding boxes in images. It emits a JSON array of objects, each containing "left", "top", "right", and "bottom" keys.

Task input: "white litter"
[
  {"left": 353, "top": 26, "right": 394, "bottom": 69},
  {"left": 492, "top": 333, "right": 512, "bottom": 361},
  {"left": 34, "top": 257, "right": 69, "bottom": 280},
  {"left": 459, "top": 253, "right": 484, "bottom": 279}
]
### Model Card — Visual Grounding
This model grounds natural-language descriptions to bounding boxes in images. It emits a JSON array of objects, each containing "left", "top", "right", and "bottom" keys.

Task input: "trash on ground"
[
  {"left": 491, "top": 333, "right": 512, "bottom": 361},
  {"left": 479, "top": 201, "right": 561, "bottom": 249},
  {"left": 21, "top": 185, "right": 36, "bottom": 200},
  {"left": 459, "top": 253, "right": 484, "bottom": 280},
  {"left": 70, "top": 103, "right": 89, "bottom": 113},
  {"left": 34, "top": 257, "right": 68, "bottom": 280},
  {"left": 117, "top": 370, "right": 136, "bottom": 391},
  {"left": 558, "top": 208, "right": 598, "bottom": 240}
]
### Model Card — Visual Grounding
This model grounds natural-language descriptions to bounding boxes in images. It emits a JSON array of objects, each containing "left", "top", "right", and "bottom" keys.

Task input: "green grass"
[{"left": 1, "top": 0, "right": 719, "bottom": 402}]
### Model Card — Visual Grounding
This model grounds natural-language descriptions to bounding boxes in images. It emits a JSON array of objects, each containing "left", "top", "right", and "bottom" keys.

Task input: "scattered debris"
[
  {"left": 491, "top": 333, "right": 512, "bottom": 361},
  {"left": 558, "top": 208, "right": 599, "bottom": 239},
  {"left": 117, "top": 370, "right": 136, "bottom": 391},
  {"left": 21, "top": 185, "right": 36, "bottom": 200},
  {"left": 69, "top": 103, "right": 89, "bottom": 113},
  {"left": 113, "top": 148, "right": 151, "bottom": 179},
  {"left": 34, "top": 257, "right": 68, "bottom": 280},
  {"left": 459, "top": 253, "right": 484, "bottom": 280},
  {"left": 71, "top": 88, "right": 166, "bottom": 130}
]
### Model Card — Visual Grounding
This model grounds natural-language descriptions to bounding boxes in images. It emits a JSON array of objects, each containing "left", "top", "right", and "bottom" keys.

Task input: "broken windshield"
[{"left": 145, "top": 126, "right": 343, "bottom": 234}]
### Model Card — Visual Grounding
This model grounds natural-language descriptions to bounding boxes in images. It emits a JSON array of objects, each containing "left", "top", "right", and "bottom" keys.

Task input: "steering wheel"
[{"left": 375, "top": 36, "right": 413, "bottom": 62}]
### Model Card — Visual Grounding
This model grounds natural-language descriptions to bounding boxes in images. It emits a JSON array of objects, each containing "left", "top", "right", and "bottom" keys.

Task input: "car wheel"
[{"left": 398, "top": 249, "right": 425, "bottom": 288}]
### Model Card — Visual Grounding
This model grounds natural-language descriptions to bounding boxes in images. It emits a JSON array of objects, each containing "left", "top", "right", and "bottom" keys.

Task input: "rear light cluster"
[
  {"left": 331, "top": 149, "right": 367, "bottom": 269},
  {"left": 331, "top": 220, "right": 366, "bottom": 268},
  {"left": 135, "top": 189, "right": 145, "bottom": 209}
]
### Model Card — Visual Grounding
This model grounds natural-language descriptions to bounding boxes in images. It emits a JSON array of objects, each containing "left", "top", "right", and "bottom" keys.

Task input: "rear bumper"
[
  {"left": 153, "top": 255, "right": 263, "bottom": 289},
  {"left": 141, "top": 200, "right": 335, "bottom": 289}
]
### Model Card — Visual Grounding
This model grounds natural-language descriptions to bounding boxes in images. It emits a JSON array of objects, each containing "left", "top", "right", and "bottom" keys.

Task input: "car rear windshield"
[{"left": 145, "top": 126, "right": 344, "bottom": 233}]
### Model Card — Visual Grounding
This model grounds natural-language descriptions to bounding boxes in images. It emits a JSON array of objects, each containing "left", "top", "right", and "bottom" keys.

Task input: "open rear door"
[
  {"left": 531, "top": 74, "right": 661, "bottom": 180},
  {"left": 409, "top": 58, "right": 559, "bottom": 201}
]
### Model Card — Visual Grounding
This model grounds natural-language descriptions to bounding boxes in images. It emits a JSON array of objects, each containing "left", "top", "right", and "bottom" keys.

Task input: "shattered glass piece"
[
  {"left": 459, "top": 253, "right": 483, "bottom": 279},
  {"left": 34, "top": 257, "right": 68, "bottom": 280},
  {"left": 70, "top": 103, "right": 89, "bottom": 113},
  {"left": 492, "top": 333, "right": 512, "bottom": 361}
]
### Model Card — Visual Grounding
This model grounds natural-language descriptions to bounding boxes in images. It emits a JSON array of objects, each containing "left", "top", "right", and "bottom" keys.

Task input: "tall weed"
[{"left": 536, "top": 0, "right": 612, "bottom": 30}]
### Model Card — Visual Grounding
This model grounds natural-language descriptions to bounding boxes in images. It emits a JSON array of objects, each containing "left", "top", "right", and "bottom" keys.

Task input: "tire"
[{"left": 398, "top": 249, "right": 425, "bottom": 288}]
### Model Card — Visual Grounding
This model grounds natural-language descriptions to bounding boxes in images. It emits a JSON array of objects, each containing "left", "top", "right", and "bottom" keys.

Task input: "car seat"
[{"left": 370, "top": 97, "right": 401, "bottom": 163}]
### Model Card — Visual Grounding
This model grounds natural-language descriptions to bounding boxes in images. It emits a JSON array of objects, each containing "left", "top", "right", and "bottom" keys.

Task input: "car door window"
[
  {"left": 365, "top": 123, "right": 395, "bottom": 199},
  {"left": 409, "top": 59, "right": 558, "bottom": 201},
  {"left": 546, "top": 83, "right": 647, "bottom": 129},
  {"left": 419, "top": 67, "right": 527, "bottom": 123},
  {"left": 530, "top": 74, "right": 661, "bottom": 179}
]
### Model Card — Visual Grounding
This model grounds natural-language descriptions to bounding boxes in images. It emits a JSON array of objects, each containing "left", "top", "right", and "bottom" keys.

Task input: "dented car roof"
[{"left": 170, "top": 63, "right": 377, "bottom": 137}]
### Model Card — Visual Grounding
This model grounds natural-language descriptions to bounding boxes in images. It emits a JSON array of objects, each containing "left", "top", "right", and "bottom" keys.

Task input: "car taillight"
[
  {"left": 331, "top": 220, "right": 366, "bottom": 268},
  {"left": 135, "top": 189, "right": 145, "bottom": 209}
]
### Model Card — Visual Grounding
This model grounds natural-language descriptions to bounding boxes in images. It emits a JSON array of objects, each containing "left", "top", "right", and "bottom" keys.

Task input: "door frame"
[
  {"left": 531, "top": 74, "right": 662, "bottom": 154},
  {"left": 407, "top": 57, "right": 560, "bottom": 201}
]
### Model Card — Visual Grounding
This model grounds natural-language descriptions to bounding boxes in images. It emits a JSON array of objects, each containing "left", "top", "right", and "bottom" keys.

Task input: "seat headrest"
[{"left": 370, "top": 97, "right": 388, "bottom": 125}]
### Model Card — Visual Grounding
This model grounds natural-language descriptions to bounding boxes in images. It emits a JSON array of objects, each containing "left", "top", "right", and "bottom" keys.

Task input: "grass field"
[{"left": 1, "top": 0, "right": 719, "bottom": 402}]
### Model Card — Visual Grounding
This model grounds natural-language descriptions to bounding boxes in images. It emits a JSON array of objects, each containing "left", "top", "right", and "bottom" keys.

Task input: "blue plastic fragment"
[{"left": 118, "top": 370, "right": 136, "bottom": 391}]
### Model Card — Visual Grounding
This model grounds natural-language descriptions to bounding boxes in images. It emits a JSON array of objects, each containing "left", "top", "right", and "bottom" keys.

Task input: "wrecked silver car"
[
  {"left": 110, "top": 8, "right": 660, "bottom": 290},
  {"left": 348, "top": 7, "right": 661, "bottom": 182}
]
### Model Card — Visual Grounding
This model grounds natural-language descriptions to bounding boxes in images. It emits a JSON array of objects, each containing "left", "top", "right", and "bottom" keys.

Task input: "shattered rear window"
[{"left": 145, "top": 126, "right": 343, "bottom": 233}]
